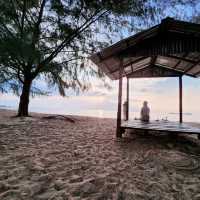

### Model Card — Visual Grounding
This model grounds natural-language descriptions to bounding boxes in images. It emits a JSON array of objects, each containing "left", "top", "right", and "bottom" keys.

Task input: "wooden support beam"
[
  {"left": 150, "top": 56, "right": 157, "bottom": 67},
  {"left": 126, "top": 64, "right": 196, "bottom": 78},
  {"left": 116, "top": 59, "right": 123, "bottom": 137},
  {"left": 110, "top": 56, "right": 147, "bottom": 74},
  {"left": 172, "top": 53, "right": 189, "bottom": 69},
  {"left": 179, "top": 76, "right": 183, "bottom": 123},
  {"left": 167, "top": 54, "right": 194, "bottom": 65},
  {"left": 126, "top": 78, "right": 129, "bottom": 120},
  {"left": 173, "top": 58, "right": 183, "bottom": 69},
  {"left": 183, "top": 59, "right": 200, "bottom": 74}
]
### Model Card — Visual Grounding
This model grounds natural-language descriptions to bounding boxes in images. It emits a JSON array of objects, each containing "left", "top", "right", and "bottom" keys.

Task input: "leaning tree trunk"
[{"left": 18, "top": 79, "right": 32, "bottom": 117}]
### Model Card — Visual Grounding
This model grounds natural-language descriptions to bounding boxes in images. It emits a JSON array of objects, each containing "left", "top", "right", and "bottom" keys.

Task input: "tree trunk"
[{"left": 17, "top": 79, "right": 32, "bottom": 117}]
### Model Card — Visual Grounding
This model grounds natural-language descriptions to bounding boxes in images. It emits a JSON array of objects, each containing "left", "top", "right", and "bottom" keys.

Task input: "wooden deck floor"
[{"left": 121, "top": 120, "right": 200, "bottom": 135}]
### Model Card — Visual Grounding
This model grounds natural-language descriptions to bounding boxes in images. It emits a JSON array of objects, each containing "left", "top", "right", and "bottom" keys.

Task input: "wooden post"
[
  {"left": 179, "top": 76, "right": 183, "bottom": 123},
  {"left": 126, "top": 77, "right": 129, "bottom": 121},
  {"left": 116, "top": 59, "right": 123, "bottom": 138}
]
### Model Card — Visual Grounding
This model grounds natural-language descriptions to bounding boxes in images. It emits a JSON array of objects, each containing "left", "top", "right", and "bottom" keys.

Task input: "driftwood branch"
[{"left": 42, "top": 115, "right": 75, "bottom": 123}]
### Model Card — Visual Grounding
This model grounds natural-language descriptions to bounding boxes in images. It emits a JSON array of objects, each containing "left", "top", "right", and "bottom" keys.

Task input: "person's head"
[{"left": 143, "top": 101, "right": 148, "bottom": 107}]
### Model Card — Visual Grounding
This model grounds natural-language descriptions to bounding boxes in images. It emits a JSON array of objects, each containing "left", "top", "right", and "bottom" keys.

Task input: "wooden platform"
[{"left": 121, "top": 120, "right": 200, "bottom": 135}]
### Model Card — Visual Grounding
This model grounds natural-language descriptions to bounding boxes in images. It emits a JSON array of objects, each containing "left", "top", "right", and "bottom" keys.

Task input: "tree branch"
[
  {"left": 33, "top": 0, "right": 46, "bottom": 43},
  {"left": 34, "top": 9, "right": 110, "bottom": 76},
  {"left": 17, "top": 67, "right": 24, "bottom": 83},
  {"left": 0, "top": 22, "right": 16, "bottom": 38},
  {"left": 21, "top": 0, "right": 27, "bottom": 37},
  {"left": 10, "top": 0, "right": 22, "bottom": 31},
  {"left": 28, "top": 0, "right": 46, "bottom": 68}
]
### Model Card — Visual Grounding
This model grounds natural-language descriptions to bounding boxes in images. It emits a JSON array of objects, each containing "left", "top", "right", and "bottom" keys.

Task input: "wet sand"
[{"left": 0, "top": 109, "right": 200, "bottom": 200}]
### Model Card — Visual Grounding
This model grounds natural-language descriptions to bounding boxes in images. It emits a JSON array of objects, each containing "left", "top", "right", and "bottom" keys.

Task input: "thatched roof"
[{"left": 90, "top": 17, "right": 200, "bottom": 80}]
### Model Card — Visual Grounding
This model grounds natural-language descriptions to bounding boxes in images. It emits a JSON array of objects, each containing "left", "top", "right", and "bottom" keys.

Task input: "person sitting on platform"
[{"left": 141, "top": 101, "right": 150, "bottom": 122}]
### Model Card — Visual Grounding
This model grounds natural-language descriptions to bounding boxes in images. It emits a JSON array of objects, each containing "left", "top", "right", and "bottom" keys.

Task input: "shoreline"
[
  {"left": 0, "top": 108, "right": 116, "bottom": 120},
  {"left": 1, "top": 108, "right": 200, "bottom": 127}
]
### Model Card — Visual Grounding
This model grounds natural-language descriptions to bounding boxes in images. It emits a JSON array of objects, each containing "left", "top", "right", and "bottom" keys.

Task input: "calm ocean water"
[{"left": 0, "top": 94, "right": 199, "bottom": 123}]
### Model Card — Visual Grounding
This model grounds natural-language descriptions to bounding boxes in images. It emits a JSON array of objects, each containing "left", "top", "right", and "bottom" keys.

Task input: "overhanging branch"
[{"left": 34, "top": 9, "right": 110, "bottom": 76}]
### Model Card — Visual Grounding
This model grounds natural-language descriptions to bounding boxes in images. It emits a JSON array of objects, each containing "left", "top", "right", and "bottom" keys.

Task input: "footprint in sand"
[{"left": 157, "top": 150, "right": 200, "bottom": 171}]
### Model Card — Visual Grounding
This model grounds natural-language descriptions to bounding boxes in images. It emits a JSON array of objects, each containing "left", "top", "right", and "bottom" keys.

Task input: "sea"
[{"left": 0, "top": 94, "right": 199, "bottom": 123}]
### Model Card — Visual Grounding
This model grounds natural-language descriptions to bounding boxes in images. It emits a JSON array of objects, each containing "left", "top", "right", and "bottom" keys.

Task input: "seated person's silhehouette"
[{"left": 140, "top": 101, "right": 150, "bottom": 122}]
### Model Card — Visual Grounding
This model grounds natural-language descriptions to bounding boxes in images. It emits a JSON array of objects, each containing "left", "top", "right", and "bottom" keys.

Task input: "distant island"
[
  {"left": 0, "top": 105, "right": 10, "bottom": 108},
  {"left": 168, "top": 112, "right": 192, "bottom": 115}
]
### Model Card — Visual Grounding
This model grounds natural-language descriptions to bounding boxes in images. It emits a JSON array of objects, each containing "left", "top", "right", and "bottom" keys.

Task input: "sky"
[{"left": 1, "top": 2, "right": 200, "bottom": 122}]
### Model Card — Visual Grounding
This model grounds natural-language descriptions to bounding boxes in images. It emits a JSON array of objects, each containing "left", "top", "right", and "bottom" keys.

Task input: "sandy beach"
[{"left": 0, "top": 109, "right": 200, "bottom": 200}]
